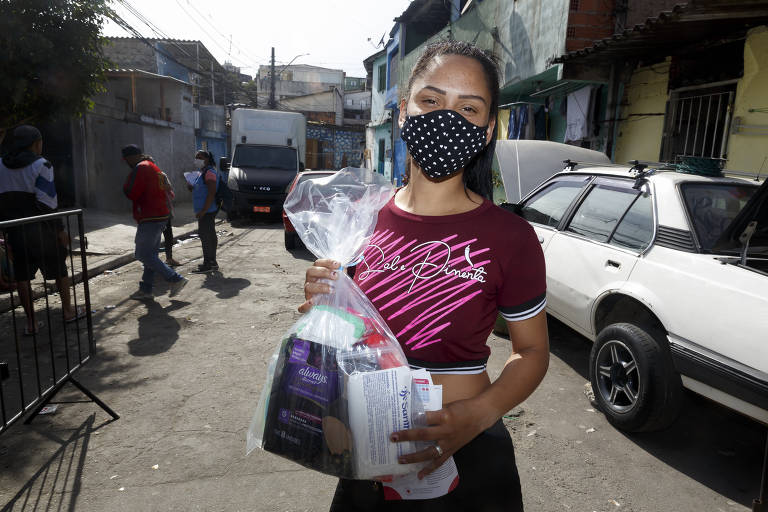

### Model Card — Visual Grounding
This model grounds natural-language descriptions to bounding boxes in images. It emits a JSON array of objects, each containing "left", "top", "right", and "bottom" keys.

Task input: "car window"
[
  {"left": 681, "top": 183, "right": 758, "bottom": 250},
  {"left": 610, "top": 193, "right": 654, "bottom": 251},
  {"left": 519, "top": 176, "right": 590, "bottom": 227},
  {"left": 567, "top": 182, "right": 639, "bottom": 242}
]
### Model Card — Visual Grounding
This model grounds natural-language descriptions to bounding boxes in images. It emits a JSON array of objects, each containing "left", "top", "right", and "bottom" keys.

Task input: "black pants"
[
  {"left": 163, "top": 218, "right": 174, "bottom": 259},
  {"left": 329, "top": 421, "right": 524, "bottom": 512},
  {"left": 198, "top": 211, "right": 217, "bottom": 265}
]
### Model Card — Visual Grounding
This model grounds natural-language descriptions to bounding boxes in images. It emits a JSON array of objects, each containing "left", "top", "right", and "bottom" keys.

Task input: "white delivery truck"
[{"left": 226, "top": 109, "right": 306, "bottom": 218}]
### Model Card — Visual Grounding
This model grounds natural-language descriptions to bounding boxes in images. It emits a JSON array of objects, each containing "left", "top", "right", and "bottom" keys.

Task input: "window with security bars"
[{"left": 660, "top": 83, "right": 736, "bottom": 164}]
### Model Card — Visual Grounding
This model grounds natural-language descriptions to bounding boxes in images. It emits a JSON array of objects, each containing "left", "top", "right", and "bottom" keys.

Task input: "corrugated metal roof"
[{"left": 553, "top": 0, "right": 768, "bottom": 65}]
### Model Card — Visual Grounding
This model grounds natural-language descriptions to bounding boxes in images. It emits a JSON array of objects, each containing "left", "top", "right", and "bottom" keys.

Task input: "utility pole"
[
  {"left": 269, "top": 47, "right": 276, "bottom": 110},
  {"left": 211, "top": 60, "right": 215, "bottom": 103}
]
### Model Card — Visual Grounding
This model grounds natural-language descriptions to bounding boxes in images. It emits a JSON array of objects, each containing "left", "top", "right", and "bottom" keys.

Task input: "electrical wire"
[{"left": 178, "top": 1, "right": 268, "bottom": 65}]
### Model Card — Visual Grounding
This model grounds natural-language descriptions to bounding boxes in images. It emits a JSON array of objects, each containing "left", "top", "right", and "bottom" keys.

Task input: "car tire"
[
  {"left": 226, "top": 209, "right": 240, "bottom": 222},
  {"left": 284, "top": 231, "right": 297, "bottom": 250},
  {"left": 589, "top": 323, "right": 683, "bottom": 432}
]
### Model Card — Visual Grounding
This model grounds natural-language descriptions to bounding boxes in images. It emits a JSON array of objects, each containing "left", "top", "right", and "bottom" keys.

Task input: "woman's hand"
[
  {"left": 390, "top": 398, "right": 491, "bottom": 479},
  {"left": 298, "top": 259, "right": 340, "bottom": 313}
]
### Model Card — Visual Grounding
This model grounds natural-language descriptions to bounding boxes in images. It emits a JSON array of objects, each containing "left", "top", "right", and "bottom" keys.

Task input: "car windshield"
[
  {"left": 681, "top": 183, "right": 758, "bottom": 251},
  {"left": 232, "top": 145, "right": 296, "bottom": 170}
]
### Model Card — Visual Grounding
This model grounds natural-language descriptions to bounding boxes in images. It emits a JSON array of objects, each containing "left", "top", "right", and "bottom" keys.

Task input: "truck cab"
[{"left": 226, "top": 109, "right": 306, "bottom": 218}]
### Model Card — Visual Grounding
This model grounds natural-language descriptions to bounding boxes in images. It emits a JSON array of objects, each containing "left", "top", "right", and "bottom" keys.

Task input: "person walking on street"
[
  {"left": 0, "top": 125, "right": 86, "bottom": 335},
  {"left": 188, "top": 150, "right": 219, "bottom": 273},
  {"left": 121, "top": 144, "right": 188, "bottom": 299}
]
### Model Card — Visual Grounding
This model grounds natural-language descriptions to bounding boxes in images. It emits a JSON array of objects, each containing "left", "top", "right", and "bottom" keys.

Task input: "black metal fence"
[{"left": 0, "top": 209, "right": 117, "bottom": 435}]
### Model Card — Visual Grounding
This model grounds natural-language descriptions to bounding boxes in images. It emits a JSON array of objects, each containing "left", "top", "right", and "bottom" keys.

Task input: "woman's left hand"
[
  {"left": 195, "top": 211, "right": 203, "bottom": 219},
  {"left": 390, "top": 398, "right": 489, "bottom": 479}
]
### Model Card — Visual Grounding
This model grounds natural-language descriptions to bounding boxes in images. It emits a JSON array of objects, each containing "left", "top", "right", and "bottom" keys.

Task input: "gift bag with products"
[{"left": 246, "top": 168, "right": 430, "bottom": 479}]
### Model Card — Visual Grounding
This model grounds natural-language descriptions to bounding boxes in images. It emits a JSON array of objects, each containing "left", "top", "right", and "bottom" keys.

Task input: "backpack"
[{"left": 215, "top": 171, "right": 234, "bottom": 212}]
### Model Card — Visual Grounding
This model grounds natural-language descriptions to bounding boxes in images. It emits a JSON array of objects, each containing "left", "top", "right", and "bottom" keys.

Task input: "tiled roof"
[{"left": 553, "top": 0, "right": 768, "bottom": 65}]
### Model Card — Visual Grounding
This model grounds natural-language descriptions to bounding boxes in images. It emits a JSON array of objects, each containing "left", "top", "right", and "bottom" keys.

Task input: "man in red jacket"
[{"left": 122, "top": 144, "right": 188, "bottom": 299}]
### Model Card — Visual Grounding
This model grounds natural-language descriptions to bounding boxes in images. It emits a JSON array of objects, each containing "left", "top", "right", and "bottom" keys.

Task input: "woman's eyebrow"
[
  {"left": 422, "top": 85, "right": 447, "bottom": 95},
  {"left": 458, "top": 94, "right": 487, "bottom": 104}
]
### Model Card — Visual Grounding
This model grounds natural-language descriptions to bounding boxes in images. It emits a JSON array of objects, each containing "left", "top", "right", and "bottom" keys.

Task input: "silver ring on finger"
[{"left": 433, "top": 444, "right": 443, "bottom": 458}]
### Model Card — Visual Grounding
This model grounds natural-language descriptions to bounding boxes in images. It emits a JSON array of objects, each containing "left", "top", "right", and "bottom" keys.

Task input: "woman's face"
[{"left": 399, "top": 54, "right": 496, "bottom": 145}]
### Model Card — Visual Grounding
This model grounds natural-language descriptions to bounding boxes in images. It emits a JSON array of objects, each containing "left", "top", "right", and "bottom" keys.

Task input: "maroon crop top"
[{"left": 354, "top": 196, "right": 546, "bottom": 375}]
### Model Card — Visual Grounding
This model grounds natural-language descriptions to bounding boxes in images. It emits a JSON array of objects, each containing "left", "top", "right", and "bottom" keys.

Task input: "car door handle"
[{"left": 606, "top": 259, "right": 621, "bottom": 269}]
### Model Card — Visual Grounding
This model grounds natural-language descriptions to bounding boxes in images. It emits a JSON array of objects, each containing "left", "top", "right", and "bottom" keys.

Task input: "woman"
[
  {"left": 189, "top": 150, "right": 219, "bottom": 273},
  {"left": 300, "top": 41, "right": 549, "bottom": 511}
]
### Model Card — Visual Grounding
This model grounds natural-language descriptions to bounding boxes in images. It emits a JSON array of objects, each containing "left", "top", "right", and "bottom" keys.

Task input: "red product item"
[{"left": 362, "top": 332, "right": 403, "bottom": 369}]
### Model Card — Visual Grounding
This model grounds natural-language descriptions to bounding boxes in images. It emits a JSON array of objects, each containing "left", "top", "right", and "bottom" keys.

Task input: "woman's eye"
[
  {"left": 461, "top": 106, "right": 478, "bottom": 114},
  {"left": 422, "top": 98, "right": 437, "bottom": 105}
]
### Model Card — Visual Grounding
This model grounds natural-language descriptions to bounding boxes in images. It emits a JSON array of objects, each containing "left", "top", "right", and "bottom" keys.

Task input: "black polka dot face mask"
[{"left": 401, "top": 109, "right": 488, "bottom": 180}]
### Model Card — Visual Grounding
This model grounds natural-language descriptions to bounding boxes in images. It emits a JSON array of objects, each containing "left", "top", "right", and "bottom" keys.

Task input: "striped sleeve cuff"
[{"left": 499, "top": 292, "right": 547, "bottom": 322}]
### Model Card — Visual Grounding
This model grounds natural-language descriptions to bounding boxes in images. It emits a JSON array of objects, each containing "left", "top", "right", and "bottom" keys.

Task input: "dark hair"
[
  {"left": 196, "top": 149, "right": 216, "bottom": 168},
  {"left": 403, "top": 40, "right": 500, "bottom": 199},
  {"left": 122, "top": 144, "right": 142, "bottom": 158}
]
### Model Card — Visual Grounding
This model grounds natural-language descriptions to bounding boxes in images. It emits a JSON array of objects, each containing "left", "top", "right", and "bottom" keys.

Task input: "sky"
[{"left": 102, "top": 0, "right": 413, "bottom": 78}]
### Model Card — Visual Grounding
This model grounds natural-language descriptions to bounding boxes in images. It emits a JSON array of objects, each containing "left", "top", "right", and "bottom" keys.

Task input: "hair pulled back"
[{"left": 403, "top": 40, "right": 500, "bottom": 199}]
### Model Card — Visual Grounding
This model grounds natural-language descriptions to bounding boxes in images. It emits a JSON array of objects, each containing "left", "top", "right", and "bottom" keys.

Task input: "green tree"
[{"left": 0, "top": 0, "right": 112, "bottom": 138}]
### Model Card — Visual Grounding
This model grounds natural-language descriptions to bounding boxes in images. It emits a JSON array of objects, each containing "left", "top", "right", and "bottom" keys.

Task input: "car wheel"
[
  {"left": 284, "top": 231, "right": 297, "bottom": 250},
  {"left": 226, "top": 209, "right": 240, "bottom": 222},
  {"left": 589, "top": 323, "right": 683, "bottom": 432}
]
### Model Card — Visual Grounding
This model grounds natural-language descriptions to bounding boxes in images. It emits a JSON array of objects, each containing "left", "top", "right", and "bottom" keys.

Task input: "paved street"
[{"left": 0, "top": 219, "right": 764, "bottom": 511}]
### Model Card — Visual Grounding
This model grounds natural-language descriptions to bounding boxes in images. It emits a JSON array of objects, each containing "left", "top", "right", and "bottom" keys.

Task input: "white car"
[{"left": 498, "top": 142, "right": 767, "bottom": 432}]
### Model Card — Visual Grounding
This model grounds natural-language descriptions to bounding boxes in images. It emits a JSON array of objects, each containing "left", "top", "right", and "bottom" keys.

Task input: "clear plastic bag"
[{"left": 246, "top": 168, "right": 430, "bottom": 479}]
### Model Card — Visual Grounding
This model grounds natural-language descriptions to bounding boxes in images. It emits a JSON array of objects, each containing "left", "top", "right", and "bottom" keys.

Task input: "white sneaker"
[
  {"left": 130, "top": 288, "right": 153, "bottom": 300},
  {"left": 168, "top": 277, "right": 188, "bottom": 297}
]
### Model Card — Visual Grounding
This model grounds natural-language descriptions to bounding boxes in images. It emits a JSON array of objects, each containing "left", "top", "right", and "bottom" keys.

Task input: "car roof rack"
[{"left": 561, "top": 159, "right": 627, "bottom": 172}]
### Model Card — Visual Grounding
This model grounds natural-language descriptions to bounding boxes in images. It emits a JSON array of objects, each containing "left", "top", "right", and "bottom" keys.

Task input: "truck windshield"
[{"left": 232, "top": 145, "right": 297, "bottom": 170}]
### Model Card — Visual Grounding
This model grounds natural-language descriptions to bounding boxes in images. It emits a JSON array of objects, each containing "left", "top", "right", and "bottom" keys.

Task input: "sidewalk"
[
  {"left": 0, "top": 204, "right": 225, "bottom": 313},
  {"left": 78, "top": 204, "right": 224, "bottom": 279}
]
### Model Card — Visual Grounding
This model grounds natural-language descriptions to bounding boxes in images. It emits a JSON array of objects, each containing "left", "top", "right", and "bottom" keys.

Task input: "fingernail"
[
  {"left": 390, "top": 434, "right": 398, "bottom": 442},
  {"left": 333, "top": 261, "right": 341, "bottom": 268},
  {"left": 331, "top": 271, "right": 338, "bottom": 278}
]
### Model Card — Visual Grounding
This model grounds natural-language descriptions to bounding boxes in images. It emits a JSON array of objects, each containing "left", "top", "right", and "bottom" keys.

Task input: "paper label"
[
  {"left": 382, "top": 371, "right": 460, "bottom": 500},
  {"left": 347, "top": 366, "right": 418, "bottom": 478}
]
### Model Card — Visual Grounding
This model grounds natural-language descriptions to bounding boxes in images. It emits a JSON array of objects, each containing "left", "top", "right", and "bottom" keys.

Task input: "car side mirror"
[{"left": 219, "top": 157, "right": 231, "bottom": 172}]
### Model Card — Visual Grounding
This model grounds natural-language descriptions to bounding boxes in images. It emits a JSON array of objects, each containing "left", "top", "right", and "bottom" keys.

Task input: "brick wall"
[{"left": 566, "top": 0, "right": 616, "bottom": 52}]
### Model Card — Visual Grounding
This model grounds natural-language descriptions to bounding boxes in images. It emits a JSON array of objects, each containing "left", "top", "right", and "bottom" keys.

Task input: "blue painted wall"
[{"left": 307, "top": 125, "right": 365, "bottom": 168}]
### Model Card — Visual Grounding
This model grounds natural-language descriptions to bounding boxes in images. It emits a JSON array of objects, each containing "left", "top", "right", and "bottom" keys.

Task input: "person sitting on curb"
[{"left": 121, "top": 144, "right": 188, "bottom": 299}]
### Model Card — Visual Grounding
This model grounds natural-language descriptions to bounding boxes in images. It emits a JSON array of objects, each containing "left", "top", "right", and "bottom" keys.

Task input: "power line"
[
  {"left": 180, "top": 0, "right": 267, "bottom": 66},
  {"left": 115, "top": 0, "right": 193, "bottom": 59},
  {"left": 174, "top": 0, "right": 265, "bottom": 71},
  {"left": 106, "top": 10, "right": 241, "bottom": 94}
]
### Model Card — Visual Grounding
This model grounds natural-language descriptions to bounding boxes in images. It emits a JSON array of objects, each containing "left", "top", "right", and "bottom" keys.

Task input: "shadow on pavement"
[
  {"left": 200, "top": 271, "right": 250, "bottom": 299},
  {"left": 127, "top": 299, "right": 188, "bottom": 357},
  {"left": 547, "top": 316, "right": 765, "bottom": 507},
  {"left": 1, "top": 414, "right": 96, "bottom": 512}
]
